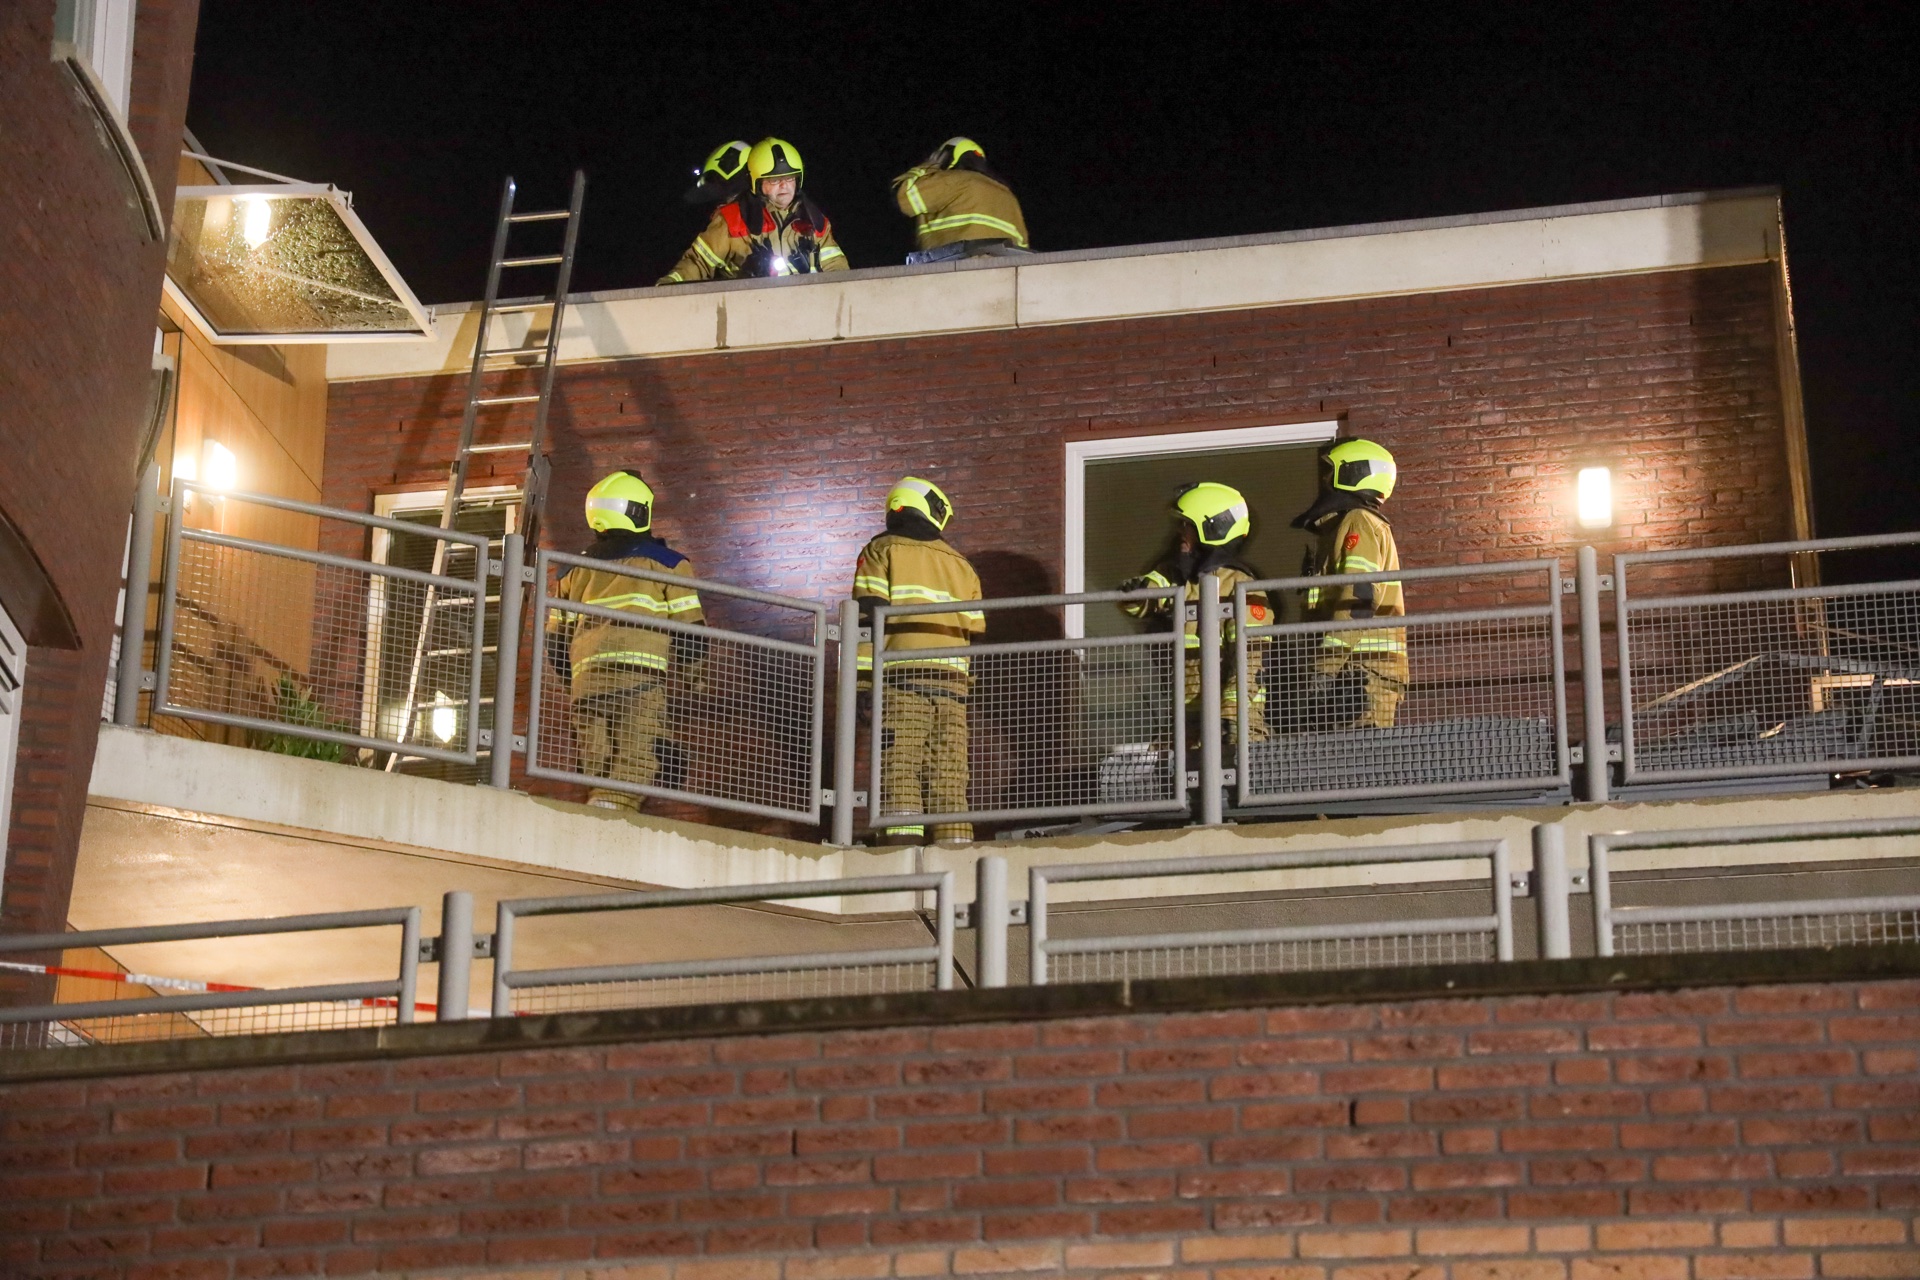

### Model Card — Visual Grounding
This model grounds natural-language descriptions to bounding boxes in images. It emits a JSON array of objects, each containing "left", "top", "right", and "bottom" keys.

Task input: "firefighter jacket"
[
  {"left": 657, "top": 194, "right": 849, "bottom": 284},
  {"left": 1303, "top": 505, "right": 1407, "bottom": 678},
  {"left": 546, "top": 533, "right": 705, "bottom": 697},
  {"left": 853, "top": 522, "right": 985, "bottom": 687},
  {"left": 891, "top": 165, "right": 1030, "bottom": 252},
  {"left": 1123, "top": 557, "right": 1271, "bottom": 678}
]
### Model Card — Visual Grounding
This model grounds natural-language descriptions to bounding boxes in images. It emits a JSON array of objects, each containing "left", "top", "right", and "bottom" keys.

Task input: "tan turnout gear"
[
  {"left": 658, "top": 195, "right": 849, "bottom": 284},
  {"left": 892, "top": 164, "right": 1029, "bottom": 252},
  {"left": 547, "top": 537, "right": 705, "bottom": 808},
  {"left": 1122, "top": 567, "right": 1272, "bottom": 741},
  {"left": 854, "top": 523, "right": 985, "bottom": 843},
  {"left": 1304, "top": 506, "right": 1407, "bottom": 727}
]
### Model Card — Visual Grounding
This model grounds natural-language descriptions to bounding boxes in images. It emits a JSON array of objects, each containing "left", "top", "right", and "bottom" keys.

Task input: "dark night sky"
[{"left": 186, "top": 3, "right": 1916, "bottom": 547}]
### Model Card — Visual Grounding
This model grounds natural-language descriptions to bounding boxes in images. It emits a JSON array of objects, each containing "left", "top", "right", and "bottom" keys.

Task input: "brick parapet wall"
[
  {"left": 4, "top": 976, "right": 1916, "bottom": 1278},
  {"left": 323, "top": 264, "right": 1794, "bottom": 612}
]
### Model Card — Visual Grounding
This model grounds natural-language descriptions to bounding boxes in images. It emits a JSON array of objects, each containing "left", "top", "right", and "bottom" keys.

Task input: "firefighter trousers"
[
  {"left": 572, "top": 679, "right": 672, "bottom": 810},
  {"left": 881, "top": 682, "right": 972, "bottom": 843},
  {"left": 1312, "top": 649, "right": 1407, "bottom": 729}
]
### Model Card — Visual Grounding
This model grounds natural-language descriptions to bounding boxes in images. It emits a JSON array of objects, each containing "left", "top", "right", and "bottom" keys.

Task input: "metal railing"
[
  {"left": 153, "top": 480, "right": 491, "bottom": 764},
  {"left": 0, "top": 907, "right": 420, "bottom": 1049},
  {"left": 868, "top": 587, "right": 1187, "bottom": 833},
  {"left": 1234, "top": 560, "right": 1570, "bottom": 809},
  {"left": 1027, "top": 842, "right": 1513, "bottom": 985},
  {"left": 489, "top": 873, "right": 955, "bottom": 1016},
  {"left": 1591, "top": 817, "right": 1920, "bottom": 957},
  {"left": 526, "top": 549, "right": 828, "bottom": 822},
  {"left": 1616, "top": 532, "right": 1920, "bottom": 786}
]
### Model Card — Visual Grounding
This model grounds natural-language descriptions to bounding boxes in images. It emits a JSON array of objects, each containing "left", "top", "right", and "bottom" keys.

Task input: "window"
[
  {"left": 365, "top": 489, "right": 520, "bottom": 782},
  {"left": 1064, "top": 421, "right": 1339, "bottom": 637},
  {"left": 0, "top": 601, "right": 26, "bottom": 876},
  {"left": 53, "top": 0, "right": 135, "bottom": 118}
]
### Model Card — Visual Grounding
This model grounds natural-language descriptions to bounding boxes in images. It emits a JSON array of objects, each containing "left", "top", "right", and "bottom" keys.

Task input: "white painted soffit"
[{"left": 328, "top": 188, "right": 1781, "bottom": 383}]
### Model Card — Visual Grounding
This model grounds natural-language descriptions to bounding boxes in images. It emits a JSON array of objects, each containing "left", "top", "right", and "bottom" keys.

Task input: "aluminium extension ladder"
[{"left": 388, "top": 172, "right": 586, "bottom": 770}]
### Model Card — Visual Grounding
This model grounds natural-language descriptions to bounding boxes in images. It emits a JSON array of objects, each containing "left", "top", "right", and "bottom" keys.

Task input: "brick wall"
[
  {"left": 324, "top": 264, "right": 1794, "bottom": 611},
  {"left": 0, "top": 2, "right": 201, "bottom": 941},
  {"left": 3, "top": 977, "right": 1916, "bottom": 1278}
]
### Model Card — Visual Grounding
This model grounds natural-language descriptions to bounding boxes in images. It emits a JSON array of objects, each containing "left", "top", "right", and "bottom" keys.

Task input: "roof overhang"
[{"left": 165, "top": 172, "right": 433, "bottom": 345}]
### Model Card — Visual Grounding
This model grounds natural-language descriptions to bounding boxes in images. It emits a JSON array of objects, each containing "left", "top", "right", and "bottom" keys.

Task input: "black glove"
[{"left": 1119, "top": 576, "right": 1154, "bottom": 593}]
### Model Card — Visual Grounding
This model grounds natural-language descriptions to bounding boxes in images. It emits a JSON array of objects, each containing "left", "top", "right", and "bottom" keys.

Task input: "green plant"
[{"left": 250, "top": 674, "right": 347, "bottom": 763}]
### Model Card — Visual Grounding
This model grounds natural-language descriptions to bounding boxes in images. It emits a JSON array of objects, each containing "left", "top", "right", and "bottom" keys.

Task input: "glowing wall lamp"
[
  {"left": 430, "top": 692, "right": 458, "bottom": 745},
  {"left": 203, "top": 439, "right": 239, "bottom": 491},
  {"left": 1576, "top": 466, "right": 1613, "bottom": 530}
]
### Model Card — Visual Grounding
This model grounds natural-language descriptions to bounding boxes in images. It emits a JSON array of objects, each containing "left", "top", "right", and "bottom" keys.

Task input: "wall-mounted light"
[
  {"left": 1576, "top": 466, "right": 1613, "bottom": 530},
  {"left": 203, "top": 440, "right": 238, "bottom": 491},
  {"left": 238, "top": 194, "right": 273, "bottom": 249},
  {"left": 430, "top": 693, "right": 458, "bottom": 745}
]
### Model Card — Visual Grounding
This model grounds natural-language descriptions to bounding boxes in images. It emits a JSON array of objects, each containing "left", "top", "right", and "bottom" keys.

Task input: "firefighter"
[
  {"left": 545, "top": 470, "right": 706, "bottom": 811},
  {"left": 1120, "top": 482, "right": 1271, "bottom": 743},
  {"left": 682, "top": 139, "right": 751, "bottom": 205},
  {"left": 1289, "top": 438, "right": 1407, "bottom": 729},
  {"left": 657, "top": 136, "right": 849, "bottom": 284},
  {"left": 893, "top": 137, "right": 1031, "bottom": 265},
  {"left": 853, "top": 477, "right": 985, "bottom": 845}
]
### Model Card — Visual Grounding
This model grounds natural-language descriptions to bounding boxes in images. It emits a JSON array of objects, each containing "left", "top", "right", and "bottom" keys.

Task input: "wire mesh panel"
[
  {"left": 1235, "top": 560, "right": 1568, "bottom": 807},
  {"left": 525, "top": 550, "right": 826, "bottom": 823},
  {"left": 869, "top": 588, "right": 1186, "bottom": 833},
  {"left": 493, "top": 874, "right": 954, "bottom": 1017},
  {"left": 1030, "top": 842, "right": 1512, "bottom": 985},
  {"left": 0, "top": 908, "right": 421, "bottom": 1052},
  {"left": 1590, "top": 818, "right": 1920, "bottom": 958},
  {"left": 153, "top": 481, "right": 490, "bottom": 764},
  {"left": 1617, "top": 534, "right": 1920, "bottom": 784}
]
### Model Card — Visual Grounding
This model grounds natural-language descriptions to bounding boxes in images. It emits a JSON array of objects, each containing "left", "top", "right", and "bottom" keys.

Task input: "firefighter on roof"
[
  {"left": 1120, "top": 482, "right": 1271, "bottom": 744},
  {"left": 893, "top": 137, "right": 1031, "bottom": 265},
  {"left": 1290, "top": 438, "right": 1407, "bottom": 729},
  {"left": 545, "top": 470, "right": 706, "bottom": 811},
  {"left": 853, "top": 477, "right": 985, "bottom": 845},
  {"left": 658, "top": 137, "right": 849, "bottom": 284},
  {"left": 682, "top": 139, "right": 751, "bottom": 205}
]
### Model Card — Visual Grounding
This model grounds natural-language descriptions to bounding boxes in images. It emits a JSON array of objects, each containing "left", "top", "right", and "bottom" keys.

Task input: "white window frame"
[
  {"left": 1062, "top": 420, "right": 1340, "bottom": 637},
  {"left": 0, "top": 600, "right": 26, "bottom": 878},
  {"left": 54, "top": 0, "right": 136, "bottom": 119},
  {"left": 361, "top": 488, "right": 520, "bottom": 744}
]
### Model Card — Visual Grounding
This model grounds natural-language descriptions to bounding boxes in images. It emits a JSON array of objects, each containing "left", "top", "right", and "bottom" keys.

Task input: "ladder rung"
[
  {"left": 490, "top": 301, "right": 553, "bottom": 314},
  {"left": 465, "top": 442, "right": 532, "bottom": 454},
  {"left": 482, "top": 346, "right": 548, "bottom": 360},
  {"left": 498, "top": 255, "right": 563, "bottom": 268},
  {"left": 474, "top": 394, "right": 541, "bottom": 406},
  {"left": 507, "top": 210, "right": 571, "bottom": 223}
]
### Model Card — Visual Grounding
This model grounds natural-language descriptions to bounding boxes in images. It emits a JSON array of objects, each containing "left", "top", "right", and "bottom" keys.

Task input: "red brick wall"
[
  {"left": 323, "top": 264, "right": 1793, "bottom": 611},
  {"left": 3, "top": 978, "right": 1916, "bottom": 1278},
  {"left": 0, "top": 2, "right": 201, "bottom": 941}
]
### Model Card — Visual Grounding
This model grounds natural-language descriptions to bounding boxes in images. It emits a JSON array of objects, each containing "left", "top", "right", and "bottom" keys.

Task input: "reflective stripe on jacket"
[
  {"left": 657, "top": 195, "right": 849, "bottom": 284},
  {"left": 1305, "top": 508, "right": 1406, "bottom": 660},
  {"left": 853, "top": 532, "right": 984, "bottom": 678},
  {"left": 1121, "top": 565, "right": 1270, "bottom": 649},
  {"left": 891, "top": 166, "right": 1030, "bottom": 252},
  {"left": 548, "top": 547, "right": 705, "bottom": 682}
]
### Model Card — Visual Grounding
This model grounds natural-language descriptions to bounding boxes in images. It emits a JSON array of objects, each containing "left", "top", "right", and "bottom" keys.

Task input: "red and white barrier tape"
[{"left": 0, "top": 959, "right": 436, "bottom": 1013}]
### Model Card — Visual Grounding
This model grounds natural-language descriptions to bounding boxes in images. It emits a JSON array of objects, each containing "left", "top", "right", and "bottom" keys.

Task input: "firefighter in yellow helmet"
[
  {"left": 682, "top": 139, "right": 752, "bottom": 205},
  {"left": 657, "top": 137, "right": 850, "bottom": 284},
  {"left": 544, "top": 471, "right": 706, "bottom": 810},
  {"left": 893, "top": 137, "right": 1031, "bottom": 265},
  {"left": 853, "top": 477, "right": 985, "bottom": 844},
  {"left": 1289, "top": 439, "right": 1407, "bottom": 729},
  {"left": 1120, "top": 482, "right": 1271, "bottom": 744}
]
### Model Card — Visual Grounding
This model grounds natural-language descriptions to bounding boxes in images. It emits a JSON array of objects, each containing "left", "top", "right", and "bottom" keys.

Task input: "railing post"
[
  {"left": 437, "top": 890, "right": 474, "bottom": 1021},
  {"left": 1577, "top": 546, "right": 1610, "bottom": 802},
  {"left": 490, "top": 902, "right": 514, "bottom": 1018},
  {"left": 114, "top": 460, "right": 160, "bottom": 727},
  {"left": 832, "top": 598, "right": 861, "bottom": 846},
  {"left": 1198, "top": 573, "right": 1223, "bottom": 826},
  {"left": 1532, "top": 822, "right": 1572, "bottom": 960},
  {"left": 488, "top": 533, "right": 525, "bottom": 789},
  {"left": 1028, "top": 867, "right": 1049, "bottom": 986},
  {"left": 974, "top": 855, "right": 1008, "bottom": 988}
]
